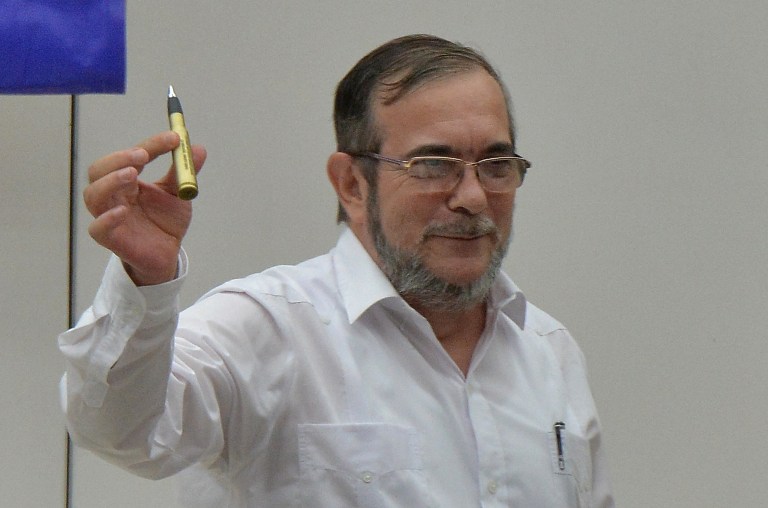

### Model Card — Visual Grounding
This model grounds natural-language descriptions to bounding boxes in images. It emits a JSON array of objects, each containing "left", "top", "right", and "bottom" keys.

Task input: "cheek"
[
  {"left": 489, "top": 195, "right": 515, "bottom": 235},
  {"left": 379, "top": 192, "right": 441, "bottom": 245}
]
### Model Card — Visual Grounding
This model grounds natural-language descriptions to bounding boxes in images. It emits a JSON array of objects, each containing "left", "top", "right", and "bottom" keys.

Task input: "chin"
[{"left": 428, "top": 259, "right": 492, "bottom": 283}]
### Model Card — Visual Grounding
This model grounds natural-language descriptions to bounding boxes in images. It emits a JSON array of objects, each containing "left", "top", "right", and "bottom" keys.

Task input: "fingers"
[
  {"left": 84, "top": 132, "right": 187, "bottom": 217},
  {"left": 83, "top": 166, "right": 139, "bottom": 219},
  {"left": 87, "top": 147, "right": 149, "bottom": 184},
  {"left": 191, "top": 144, "right": 207, "bottom": 174},
  {"left": 135, "top": 131, "right": 182, "bottom": 166},
  {"left": 87, "top": 131, "right": 179, "bottom": 184},
  {"left": 87, "top": 204, "right": 129, "bottom": 248}
]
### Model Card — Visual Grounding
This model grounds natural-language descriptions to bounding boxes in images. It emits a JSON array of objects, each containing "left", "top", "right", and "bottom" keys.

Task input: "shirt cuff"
[{"left": 65, "top": 249, "right": 188, "bottom": 408}]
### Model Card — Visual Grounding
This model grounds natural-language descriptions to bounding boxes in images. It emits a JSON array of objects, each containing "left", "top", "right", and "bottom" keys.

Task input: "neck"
[{"left": 410, "top": 299, "right": 488, "bottom": 376}]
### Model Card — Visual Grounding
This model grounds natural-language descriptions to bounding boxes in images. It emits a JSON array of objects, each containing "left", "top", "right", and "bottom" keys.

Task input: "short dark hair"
[{"left": 333, "top": 34, "right": 517, "bottom": 222}]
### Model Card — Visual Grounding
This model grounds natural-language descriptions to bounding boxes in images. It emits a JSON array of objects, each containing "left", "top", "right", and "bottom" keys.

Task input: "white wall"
[
  {"left": 5, "top": 1, "right": 767, "bottom": 506},
  {"left": 1, "top": 96, "right": 70, "bottom": 505}
]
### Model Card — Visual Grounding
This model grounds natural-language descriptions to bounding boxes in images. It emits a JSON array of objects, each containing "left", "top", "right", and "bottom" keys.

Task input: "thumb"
[{"left": 158, "top": 143, "right": 207, "bottom": 192}]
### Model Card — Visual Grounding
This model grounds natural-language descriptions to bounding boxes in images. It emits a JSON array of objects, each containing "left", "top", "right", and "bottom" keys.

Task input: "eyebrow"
[
  {"left": 483, "top": 142, "right": 516, "bottom": 157},
  {"left": 404, "top": 144, "right": 455, "bottom": 159},
  {"left": 404, "top": 142, "right": 516, "bottom": 160}
]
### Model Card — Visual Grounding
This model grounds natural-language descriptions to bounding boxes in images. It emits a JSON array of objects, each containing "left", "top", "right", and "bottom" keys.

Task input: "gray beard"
[{"left": 367, "top": 194, "right": 509, "bottom": 312}]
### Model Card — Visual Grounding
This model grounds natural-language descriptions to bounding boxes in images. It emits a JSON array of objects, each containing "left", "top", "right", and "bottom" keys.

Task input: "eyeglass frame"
[{"left": 350, "top": 152, "right": 531, "bottom": 193}]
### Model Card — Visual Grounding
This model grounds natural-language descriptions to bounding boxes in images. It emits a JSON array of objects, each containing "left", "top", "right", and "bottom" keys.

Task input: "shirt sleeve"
[
  {"left": 58, "top": 250, "right": 226, "bottom": 479},
  {"left": 60, "top": 253, "right": 184, "bottom": 409}
]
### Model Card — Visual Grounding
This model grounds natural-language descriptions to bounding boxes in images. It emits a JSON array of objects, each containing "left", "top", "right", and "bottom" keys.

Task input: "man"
[{"left": 61, "top": 34, "right": 613, "bottom": 507}]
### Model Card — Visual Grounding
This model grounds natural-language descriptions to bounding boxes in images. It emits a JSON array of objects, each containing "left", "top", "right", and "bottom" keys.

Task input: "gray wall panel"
[
  {"left": 1, "top": 95, "right": 69, "bottom": 506},
  {"left": 67, "top": 1, "right": 768, "bottom": 506}
]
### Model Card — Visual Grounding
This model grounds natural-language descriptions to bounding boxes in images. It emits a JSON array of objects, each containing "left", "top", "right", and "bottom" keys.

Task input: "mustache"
[{"left": 422, "top": 216, "right": 498, "bottom": 238}]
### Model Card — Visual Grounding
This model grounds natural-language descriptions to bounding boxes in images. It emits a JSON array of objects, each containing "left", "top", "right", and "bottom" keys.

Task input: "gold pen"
[{"left": 167, "top": 85, "right": 198, "bottom": 200}]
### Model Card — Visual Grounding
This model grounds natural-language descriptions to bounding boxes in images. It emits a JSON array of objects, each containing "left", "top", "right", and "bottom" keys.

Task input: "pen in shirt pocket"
[{"left": 554, "top": 421, "right": 566, "bottom": 471}]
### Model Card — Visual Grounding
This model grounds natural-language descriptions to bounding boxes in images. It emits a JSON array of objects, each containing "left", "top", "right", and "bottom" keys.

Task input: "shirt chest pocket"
[
  {"left": 298, "top": 423, "right": 434, "bottom": 508},
  {"left": 547, "top": 429, "right": 594, "bottom": 508}
]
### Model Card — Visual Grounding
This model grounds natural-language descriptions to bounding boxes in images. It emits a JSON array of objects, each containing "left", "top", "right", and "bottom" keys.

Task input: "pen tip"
[{"left": 168, "top": 85, "right": 176, "bottom": 98}]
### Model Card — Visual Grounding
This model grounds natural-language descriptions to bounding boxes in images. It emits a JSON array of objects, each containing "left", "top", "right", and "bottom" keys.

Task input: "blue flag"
[{"left": 0, "top": 0, "right": 125, "bottom": 94}]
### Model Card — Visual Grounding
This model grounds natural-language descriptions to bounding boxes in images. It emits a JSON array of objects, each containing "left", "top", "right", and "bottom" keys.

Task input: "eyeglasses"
[{"left": 354, "top": 152, "right": 530, "bottom": 193}]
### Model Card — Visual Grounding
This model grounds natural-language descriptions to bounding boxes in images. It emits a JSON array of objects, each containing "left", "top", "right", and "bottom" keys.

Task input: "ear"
[{"left": 326, "top": 152, "right": 368, "bottom": 225}]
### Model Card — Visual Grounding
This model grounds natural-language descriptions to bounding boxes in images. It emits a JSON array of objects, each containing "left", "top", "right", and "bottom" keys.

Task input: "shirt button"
[
  {"left": 361, "top": 471, "right": 375, "bottom": 483},
  {"left": 487, "top": 480, "right": 498, "bottom": 495}
]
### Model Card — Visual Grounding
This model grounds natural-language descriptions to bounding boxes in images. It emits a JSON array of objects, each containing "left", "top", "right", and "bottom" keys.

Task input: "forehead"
[{"left": 372, "top": 69, "right": 512, "bottom": 154}]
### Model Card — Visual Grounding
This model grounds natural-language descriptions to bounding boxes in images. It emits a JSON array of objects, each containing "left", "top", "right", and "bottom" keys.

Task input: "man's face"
[{"left": 361, "top": 69, "right": 517, "bottom": 310}]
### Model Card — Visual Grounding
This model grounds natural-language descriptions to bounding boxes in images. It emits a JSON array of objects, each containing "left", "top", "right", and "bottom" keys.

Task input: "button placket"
[{"left": 466, "top": 379, "right": 507, "bottom": 506}]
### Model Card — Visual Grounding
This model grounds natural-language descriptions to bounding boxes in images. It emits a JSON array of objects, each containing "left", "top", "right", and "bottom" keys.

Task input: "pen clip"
[{"left": 554, "top": 421, "right": 566, "bottom": 471}]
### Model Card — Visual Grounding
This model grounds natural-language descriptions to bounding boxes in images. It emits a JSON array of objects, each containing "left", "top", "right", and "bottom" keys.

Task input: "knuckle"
[
  {"left": 86, "top": 159, "right": 103, "bottom": 183},
  {"left": 87, "top": 220, "right": 104, "bottom": 244},
  {"left": 82, "top": 186, "right": 96, "bottom": 213},
  {"left": 82, "top": 182, "right": 105, "bottom": 215}
]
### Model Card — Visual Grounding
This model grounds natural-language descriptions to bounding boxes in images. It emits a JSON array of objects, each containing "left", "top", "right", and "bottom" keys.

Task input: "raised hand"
[{"left": 83, "top": 131, "right": 207, "bottom": 285}]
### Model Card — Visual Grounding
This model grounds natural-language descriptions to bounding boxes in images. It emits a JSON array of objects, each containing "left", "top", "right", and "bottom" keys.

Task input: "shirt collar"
[
  {"left": 332, "top": 227, "right": 528, "bottom": 329},
  {"left": 333, "top": 228, "right": 402, "bottom": 324},
  {"left": 487, "top": 270, "right": 527, "bottom": 330}
]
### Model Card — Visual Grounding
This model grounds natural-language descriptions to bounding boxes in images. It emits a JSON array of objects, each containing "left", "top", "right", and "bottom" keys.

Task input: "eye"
[
  {"left": 480, "top": 158, "right": 515, "bottom": 178},
  {"left": 409, "top": 157, "right": 457, "bottom": 179}
]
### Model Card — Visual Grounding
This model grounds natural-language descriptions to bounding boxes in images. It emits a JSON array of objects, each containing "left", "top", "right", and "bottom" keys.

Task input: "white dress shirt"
[{"left": 60, "top": 228, "right": 613, "bottom": 507}]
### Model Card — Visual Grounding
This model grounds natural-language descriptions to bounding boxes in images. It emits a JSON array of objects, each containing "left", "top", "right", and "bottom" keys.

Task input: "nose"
[{"left": 446, "top": 166, "right": 488, "bottom": 215}]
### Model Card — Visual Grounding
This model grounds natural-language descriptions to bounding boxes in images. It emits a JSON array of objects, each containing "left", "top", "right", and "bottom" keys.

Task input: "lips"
[
  {"left": 422, "top": 216, "right": 497, "bottom": 240},
  {"left": 436, "top": 233, "right": 486, "bottom": 241}
]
